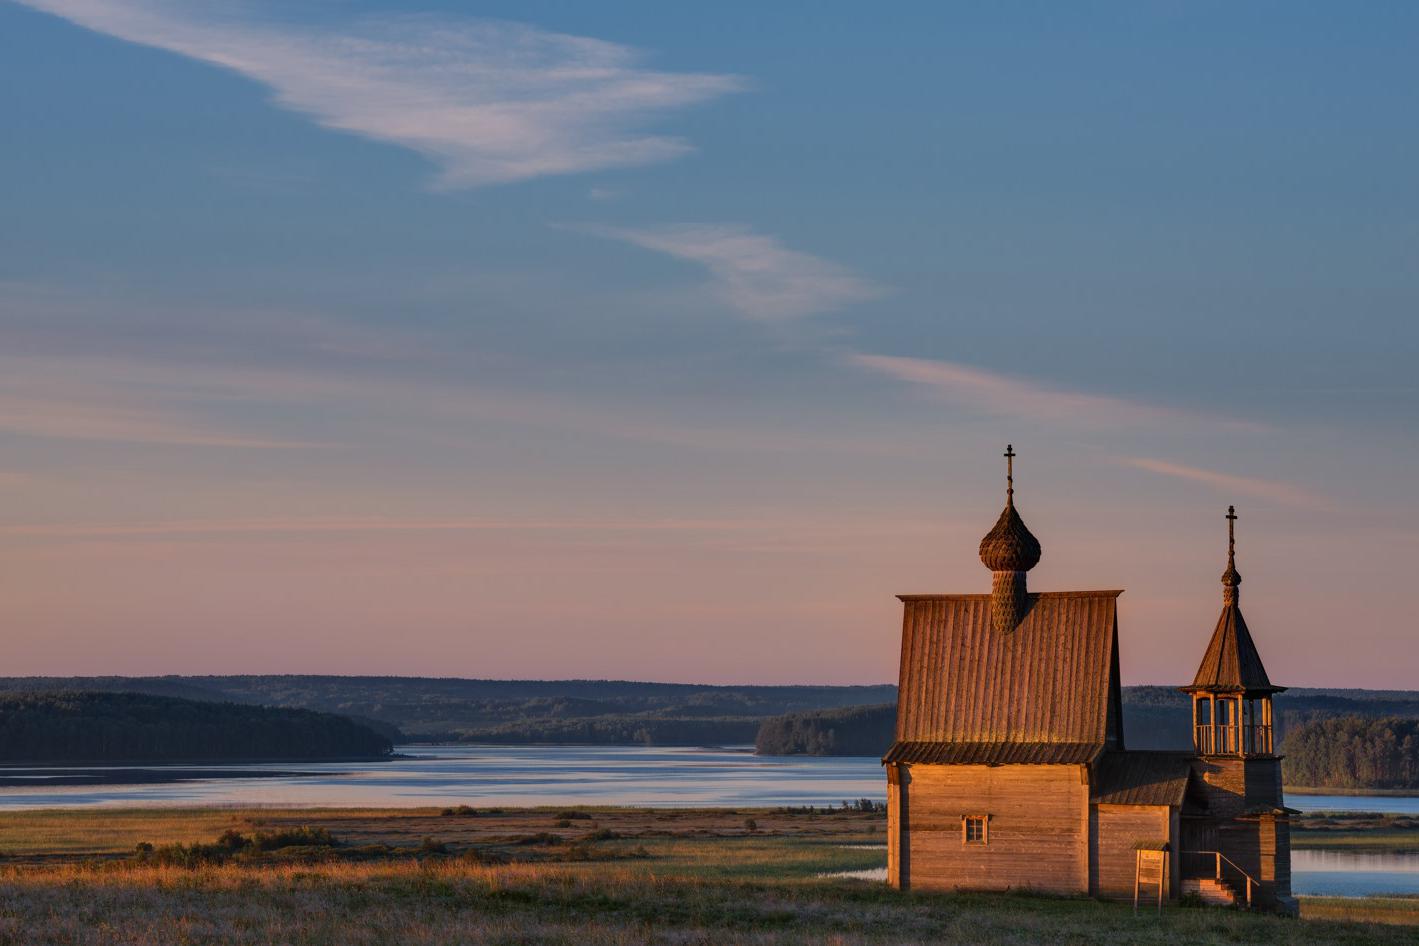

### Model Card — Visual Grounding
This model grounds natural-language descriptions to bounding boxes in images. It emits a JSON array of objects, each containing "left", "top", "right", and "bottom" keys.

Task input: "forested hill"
[
  {"left": 0, "top": 692, "right": 393, "bottom": 763},
  {"left": 1282, "top": 716, "right": 1419, "bottom": 789},
  {"left": 754, "top": 687, "right": 1419, "bottom": 763},
  {"left": 0, "top": 677, "right": 898, "bottom": 747},
  {"left": 755, "top": 704, "right": 896, "bottom": 756}
]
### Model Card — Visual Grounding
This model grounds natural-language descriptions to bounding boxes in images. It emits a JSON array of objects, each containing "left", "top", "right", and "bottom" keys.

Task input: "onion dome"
[
  {"left": 980, "top": 445, "right": 1040, "bottom": 634},
  {"left": 979, "top": 503, "right": 1042, "bottom": 573},
  {"left": 978, "top": 445, "right": 1042, "bottom": 573}
]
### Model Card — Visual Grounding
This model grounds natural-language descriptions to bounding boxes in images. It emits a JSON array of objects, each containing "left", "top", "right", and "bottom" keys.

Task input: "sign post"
[{"left": 1133, "top": 847, "right": 1168, "bottom": 914}]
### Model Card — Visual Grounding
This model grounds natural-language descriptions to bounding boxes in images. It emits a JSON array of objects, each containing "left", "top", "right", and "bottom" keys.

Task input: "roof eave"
[{"left": 1179, "top": 683, "right": 1287, "bottom": 697}]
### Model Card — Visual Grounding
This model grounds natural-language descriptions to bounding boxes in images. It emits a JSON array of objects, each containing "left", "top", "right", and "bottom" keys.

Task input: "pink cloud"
[
  {"left": 1122, "top": 457, "right": 1328, "bottom": 510},
  {"left": 850, "top": 353, "right": 1256, "bottom": 429}
]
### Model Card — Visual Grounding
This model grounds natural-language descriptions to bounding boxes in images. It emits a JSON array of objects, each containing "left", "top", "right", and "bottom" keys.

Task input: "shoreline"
[{"left": 1288, "top": 786, "right": 1419, "bottom": 798}]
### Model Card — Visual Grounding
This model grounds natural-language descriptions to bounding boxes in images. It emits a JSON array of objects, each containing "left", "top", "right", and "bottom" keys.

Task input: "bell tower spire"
[{"left": 1183, "top": 505, "right": 1284, "bottom": 756}]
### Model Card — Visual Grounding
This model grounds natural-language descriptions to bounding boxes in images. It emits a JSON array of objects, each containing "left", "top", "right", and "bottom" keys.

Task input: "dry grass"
[
  {"left": 1300, "top": 897, "right": 1419, "bottom": 926},
  {"left": 0, "top": 858, "right": 1411, "bottom": 946},
  {"left": 0, "top": 807, "right": 1413, "bottom": 944},
  {"left": 0, "top": 805, "right": 881, "bottom": 863}
]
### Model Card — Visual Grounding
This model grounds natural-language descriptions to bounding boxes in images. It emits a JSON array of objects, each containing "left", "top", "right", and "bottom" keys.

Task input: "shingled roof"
[
  {"left": 885, "top": 590, "right": 1123, "bottom": 764},
  {"left": 1091, "top": 751, "right": 1194, "bottom": 807},
  {"left": 1185, "top": 506, "right": 1283, "bottom": 697},
  {"left": 1184, "top": 604, "right": 1282, "bottom": 696}
]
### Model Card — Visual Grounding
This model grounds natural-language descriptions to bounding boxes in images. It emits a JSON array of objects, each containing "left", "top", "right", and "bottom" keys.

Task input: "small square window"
[{"left": 963, "top": 815, "right": 988, "bottom": 844}]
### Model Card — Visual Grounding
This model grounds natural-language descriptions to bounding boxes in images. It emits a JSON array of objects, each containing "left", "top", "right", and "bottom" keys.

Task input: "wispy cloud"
[
  {"left": 578, "top": 224, "right": 881, "bottom": 321},
  {"left": 19, "top": 1, "right": 743, "bottom": 187},
  {"left": 0, "top": 517, "right": 763, "bottom": 538},
  {"left": 850, "top": 353, "right": 1252, "bottom": 429},
  {"left": 1122, "top": 457, "right": 1327, "bottom": 509},
  {"left": 0, "top": 514, "right": 945, "bottom": 540},
  {"left": 0, "top": 383, "right": 328, "bottom": 449}
]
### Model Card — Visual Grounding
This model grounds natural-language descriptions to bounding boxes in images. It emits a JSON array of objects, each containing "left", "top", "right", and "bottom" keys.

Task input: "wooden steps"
[{"left": 1182, "top": 877, "right": 1239, "bottom": 907}]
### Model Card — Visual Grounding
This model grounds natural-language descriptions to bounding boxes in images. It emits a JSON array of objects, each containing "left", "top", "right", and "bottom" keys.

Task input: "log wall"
[
  {"left": 899, "top": 764, "right": 1089, "bottom": 894},
  {"left": 1186, "top": 757, "right": 1290, "bottom": 907},
  {"left": 886, "top": 765, "right": 904, "bottom": 888},
  {"left": 1089, "top": 804, "right": 1174, "bottom": 899},
  {"left": 1258, "top": 814, "right": 1292, "bottom": 904}
]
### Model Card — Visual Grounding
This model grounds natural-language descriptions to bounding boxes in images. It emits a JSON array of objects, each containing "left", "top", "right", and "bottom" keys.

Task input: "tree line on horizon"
[
  {"left": 754, "top": 692, "right": 1419, "bottom": 790},
  {"left": 0, "top": 692, "right": 392, "bottom": 763},
  {"left": 5, "top": 678, "right": 1419, "bottom": 786}
]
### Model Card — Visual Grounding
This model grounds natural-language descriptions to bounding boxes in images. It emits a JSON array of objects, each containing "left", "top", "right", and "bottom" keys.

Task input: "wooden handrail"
[{"left": 1182, "top": 849, "right": 1258, "bottom": 908}]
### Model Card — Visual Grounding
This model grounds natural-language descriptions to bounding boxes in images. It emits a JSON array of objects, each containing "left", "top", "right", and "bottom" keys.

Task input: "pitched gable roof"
[
  {"left": 883, "top": 741, "right": 1100, "bottom": 765},
  {"left": 1092, "top": 751, "right": 1194, "bottom": 807},
  {"left": 889, "top": 590, "right": 1122, "bottom": 758},
  {"left": 1184, "top": 604, "right": 1283, "bottom": 696}
]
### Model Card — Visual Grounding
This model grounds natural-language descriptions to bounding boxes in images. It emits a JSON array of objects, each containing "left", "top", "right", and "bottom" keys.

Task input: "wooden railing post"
[{"left": 1187, "top": 850, "right": 1261, "bottom": 910}]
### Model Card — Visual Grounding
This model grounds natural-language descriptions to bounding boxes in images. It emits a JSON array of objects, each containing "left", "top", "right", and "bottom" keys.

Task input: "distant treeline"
[
  {"left": 755, "top": 704, "right": 896, "bottom": 756},
  {"left": 1119, "top": 687, "right": 1419, "bottom": 752},
  {"left": 6, "top": 677, "right": 1419, "bottom": 757},
  {"left": 753, "top": 688, "right": 1419, "bottom": 771},
  {"left": 1281, "top": 716, "right": 1419, "bottom": 790},
  {"left": 0, "top": 676, "right": 896, "bottom": 747},
  {"left": 0, "top": 692, "right": 392, "bottom": 763}
]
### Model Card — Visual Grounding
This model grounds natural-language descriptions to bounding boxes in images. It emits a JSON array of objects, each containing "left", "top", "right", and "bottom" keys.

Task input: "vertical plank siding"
[{"left": 894, "top": 592, "right": 1121, "bottom": 748}]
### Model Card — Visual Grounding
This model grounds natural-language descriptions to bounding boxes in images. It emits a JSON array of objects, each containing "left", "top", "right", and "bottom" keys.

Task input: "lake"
[
  {"left": 4, "top": 745, "right": 1418, "bottom": 897},
  {"left": 4, "top": 746, "right": 1416, "bottom": 815},
  {"left": 1292, "top": 850, "right": 1419, "bottom": 897},
  {"left": 0, "top": 745, "right": 882, "bottom": 810}
]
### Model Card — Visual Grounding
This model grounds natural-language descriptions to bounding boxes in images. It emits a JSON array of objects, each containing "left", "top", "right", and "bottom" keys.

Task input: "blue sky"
[{"left": 1, "top": 1, "right": 1416, "bottom": 686}]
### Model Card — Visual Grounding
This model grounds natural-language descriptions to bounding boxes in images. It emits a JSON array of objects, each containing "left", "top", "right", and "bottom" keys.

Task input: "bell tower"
[
  {"left": 1180, "top": 506, "right": 1293, "bottom": 911},
  {"left": 1184, "top": 507, "right": 1282, "bottom": 759}
]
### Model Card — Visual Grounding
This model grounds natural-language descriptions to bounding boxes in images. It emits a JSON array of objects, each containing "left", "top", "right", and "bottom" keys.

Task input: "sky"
[{"left": 1, "top": 1, "right": 1416, "bottom": 687}]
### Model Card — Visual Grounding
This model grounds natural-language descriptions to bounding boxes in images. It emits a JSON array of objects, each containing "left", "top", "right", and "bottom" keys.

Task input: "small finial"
[{"left": 1004, "top": 444, "right": 1015, "bottom": 505}]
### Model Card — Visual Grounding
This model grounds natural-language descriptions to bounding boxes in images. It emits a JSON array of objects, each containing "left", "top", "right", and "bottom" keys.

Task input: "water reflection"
[
  {"left": 1288, "top": 795, "right": 1419, "bottom": 816},
  {"left": 1292, "top": 849, "right": 1419, "bottom": 897}
]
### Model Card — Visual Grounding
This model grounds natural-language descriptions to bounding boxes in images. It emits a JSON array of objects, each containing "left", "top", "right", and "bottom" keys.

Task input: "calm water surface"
[
  {"left": 1288, "top": 794, "right": 1419, "bottom": 815},
  {"left": 0, "top": 745, "right": 884, "bottom": 810},
  {"left": 1292, "top": 850, "right": 1419, "bottom": 897},
  {"left": 6, "top": 748, "right": 1416, "bottom": 815}
]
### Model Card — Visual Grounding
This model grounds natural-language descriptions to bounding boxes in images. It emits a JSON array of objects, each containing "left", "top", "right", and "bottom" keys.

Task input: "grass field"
[{"left": 0, "top": 806, "right": 1415, "bottom": 944}]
